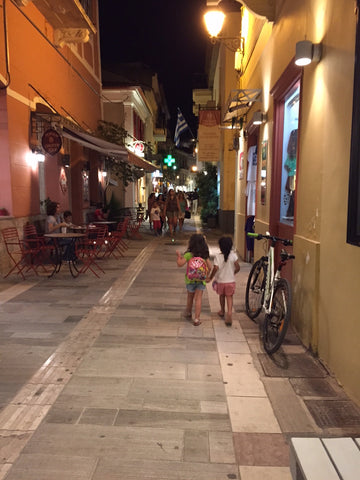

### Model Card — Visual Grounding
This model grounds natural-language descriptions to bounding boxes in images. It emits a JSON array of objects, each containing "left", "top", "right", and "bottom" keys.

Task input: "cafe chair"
[
  {"left": 74, "top": 235, "right": 105, "bottom": 278},
  {"left": 23, "top": 224, "right": 57, "bottom": 276},
  {"left": 127, "top": 214, "right": 143, "bottom": 240},
  {"left": 2, "top": 227, "right": 39, "bottom": 279},
  {"left": 86, "top": 224, "right": 109, "bottom": 258},
  {"left": 105, "top": 217, "right": 129, "bottom": 258}
]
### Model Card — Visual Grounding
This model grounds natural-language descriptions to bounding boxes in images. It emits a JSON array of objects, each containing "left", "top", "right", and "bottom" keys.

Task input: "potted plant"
[
  {"left": 195, "top": 164, "right": 218, "bottom": 227},
  {"left": 0, "top": 207, "right": 9, "bottom": 216}
]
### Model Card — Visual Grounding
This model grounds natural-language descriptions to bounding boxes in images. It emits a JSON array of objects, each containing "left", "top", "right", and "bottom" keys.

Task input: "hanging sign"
[
  {"left": 198, "top": 110, "right": 221, "bottom": 162},
  {"left": 42, "top": 128, "right": 62, "bottom": 155},
  {"left": 59, "top": 167, "right": 67, "bottom": 194}
]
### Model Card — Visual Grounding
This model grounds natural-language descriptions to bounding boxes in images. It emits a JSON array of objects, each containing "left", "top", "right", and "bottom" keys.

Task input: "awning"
[
  {"left": 223, "top": 89, "right": 262, "bottom": 123},
  {"left": 62, "top": 126, "right": 157, "bottom": 172},
  {"left": 126, "top": 150, "right": 157, "bottom": 172}
]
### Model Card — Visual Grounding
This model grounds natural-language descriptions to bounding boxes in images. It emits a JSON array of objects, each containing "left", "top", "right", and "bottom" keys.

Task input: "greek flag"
[{"left": 174, "top": 109, "right": 190, "bottom": 147}]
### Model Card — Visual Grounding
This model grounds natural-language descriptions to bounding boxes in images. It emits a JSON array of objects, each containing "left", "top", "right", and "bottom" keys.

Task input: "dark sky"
[{"left": 98, "top": 0, "right": 208, "bottom": 138}]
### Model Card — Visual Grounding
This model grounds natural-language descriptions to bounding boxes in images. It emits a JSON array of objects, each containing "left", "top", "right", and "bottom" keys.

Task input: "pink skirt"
[{"left": 212, "top": 281, "right": 236, "bottom": 296}]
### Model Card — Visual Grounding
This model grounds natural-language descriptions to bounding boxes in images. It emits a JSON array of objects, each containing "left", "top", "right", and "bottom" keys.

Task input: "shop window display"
[{"left": 280, "top": 84, "right": 300, "bottom": 226}]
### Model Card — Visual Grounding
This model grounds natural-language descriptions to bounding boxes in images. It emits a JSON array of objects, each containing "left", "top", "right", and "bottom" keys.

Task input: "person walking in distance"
[
  {"left": 164, "top": 189, "right": 180, "bottom": 241},
  {"left": 177, "top": 191, "right": 187, "bottom": 232},
  {"left": 150, "top": 201, "right": 162, "bottom": 236},
  {"left": 192, "top": 188, "right": 199, "bottom": 215},
  {"left": 208, "top": 236, "right": 240, "bottom": 326},
  {"left": 176, "top": 233, "right": 212, "bottom": 326}
]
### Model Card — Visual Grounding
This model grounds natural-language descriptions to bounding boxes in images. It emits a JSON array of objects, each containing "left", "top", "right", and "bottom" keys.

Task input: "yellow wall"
[{"left": 237, "top": 0, "right": 360, "bottom": 405}]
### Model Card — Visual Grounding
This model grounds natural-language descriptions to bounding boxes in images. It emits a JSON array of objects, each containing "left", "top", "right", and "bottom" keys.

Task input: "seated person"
[
  {"left": 46, "top": 202, "right": 68, "bottom": 233},
  {"left": 46, "top": 202, "right": 74, "bottom": 261},
  {"left": 62, "top": 210, "right": 77, "bottom": 233},
  {"left": 94, "top": 203, "right": 109, "bottom": 221}
]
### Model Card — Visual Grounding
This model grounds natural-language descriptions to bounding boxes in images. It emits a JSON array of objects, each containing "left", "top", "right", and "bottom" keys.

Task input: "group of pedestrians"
[
  {"left": 176, "top": 233, "right": 240, "bottom": 327},
  {"left": 147, "top": 189, "right": 191, "bottom": 240}
]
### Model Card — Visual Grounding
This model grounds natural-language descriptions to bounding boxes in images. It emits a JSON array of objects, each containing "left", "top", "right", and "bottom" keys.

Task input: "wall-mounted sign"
[
  {"left": 198, "top": 110, "right": 221, "bottom": 162},
  {"left": 129, "top": 140, "right": 145, "bottom": 157},
  {"left": 59, "top": 167, "right": 67, "bottom": 194},
  {"left": 42, "top": 128, "right": 62, "bottom": 155}
]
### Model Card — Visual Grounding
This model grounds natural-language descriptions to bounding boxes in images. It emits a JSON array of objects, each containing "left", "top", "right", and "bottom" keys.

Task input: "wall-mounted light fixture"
[
  {"left": 252, "top": 111, "right": 267, "bottom": 126},
  {"left": 31, "top": 148, "right": 45, "bottom": 163},
  {"left": 295, "top": 40, "right": 322, "bottom": 66}
]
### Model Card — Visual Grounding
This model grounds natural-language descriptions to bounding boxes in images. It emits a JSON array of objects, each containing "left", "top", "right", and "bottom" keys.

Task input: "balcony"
[{"left": 26, "top": 0, "right": 97, "bottom": 46}]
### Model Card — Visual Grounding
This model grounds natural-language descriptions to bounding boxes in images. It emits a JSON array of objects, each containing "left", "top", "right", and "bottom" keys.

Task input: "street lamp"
[{"left": 203, "top": 1, "right": 245, "bottom": 71}]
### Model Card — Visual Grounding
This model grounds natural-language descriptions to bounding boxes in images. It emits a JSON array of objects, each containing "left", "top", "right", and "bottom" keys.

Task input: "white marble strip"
[
  {"left": 207, "top": 262, "right": 282, "bottom": 434},
  {"left": 0, "top": 282, "right": 38, "bottom": 305}
]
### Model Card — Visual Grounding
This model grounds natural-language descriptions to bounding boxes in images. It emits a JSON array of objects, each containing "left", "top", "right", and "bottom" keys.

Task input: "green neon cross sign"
[{"left": 164, "top": 154, "right": 176, "bottom": 167}]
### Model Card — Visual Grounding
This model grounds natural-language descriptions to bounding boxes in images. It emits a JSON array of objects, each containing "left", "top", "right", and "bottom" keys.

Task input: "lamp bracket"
[{"left": 211, "top": 35, "right": 241, "bottom": 52}]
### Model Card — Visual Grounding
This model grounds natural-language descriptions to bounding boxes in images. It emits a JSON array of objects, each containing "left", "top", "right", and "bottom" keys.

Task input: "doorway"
[{"left": 270, "top": 63, "right": 302, "bottom": 281}]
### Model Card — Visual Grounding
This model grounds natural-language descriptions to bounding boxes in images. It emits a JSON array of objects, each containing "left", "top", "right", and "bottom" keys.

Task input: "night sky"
[{"left": 98, "top": 0, "right": 209, "bottom": 138}]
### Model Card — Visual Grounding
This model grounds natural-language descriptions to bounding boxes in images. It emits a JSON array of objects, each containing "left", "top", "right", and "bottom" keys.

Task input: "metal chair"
[
  {"left": 105, "top": 217, "right": 129, "bottom": 258},
  {"left": 2, "top": 227, "right": 39, "bottom": 279},
  {"left": 74, "top": 234, "right": 105, "bottom": 278},
  {"left": 23, "top": 224, "right": 57, "bottom": 276}
]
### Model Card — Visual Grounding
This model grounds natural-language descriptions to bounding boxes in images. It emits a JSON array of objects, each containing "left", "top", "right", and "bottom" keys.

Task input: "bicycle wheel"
[
  {"left": 263, "top": 278, "right": 291, "bottom": 354},
  {"left": 245, "top": 258, "right": 267, "bottom": 320}
]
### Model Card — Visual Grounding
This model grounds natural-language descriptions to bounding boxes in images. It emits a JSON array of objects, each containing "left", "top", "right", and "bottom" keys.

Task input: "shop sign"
[
  {"left": 129, "top": 140, "right": 145, "bottom": 157},
  {"left": 42, "top": 128, "right": 62, "bottom": 155},
  {"left": 198, "top": 110, "right": 221, "bottom": 162}
]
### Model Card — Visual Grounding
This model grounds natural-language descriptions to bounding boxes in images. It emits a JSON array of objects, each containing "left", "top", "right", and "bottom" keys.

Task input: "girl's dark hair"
[
  {"left": 219, "top": 236, "right": 233, "bottom": 262},
  {"left": 187, "top": 233, "right": 209, "bottom": 259},
  {"left": 47, "top": 201, "right": 58, "bottom": 216}
]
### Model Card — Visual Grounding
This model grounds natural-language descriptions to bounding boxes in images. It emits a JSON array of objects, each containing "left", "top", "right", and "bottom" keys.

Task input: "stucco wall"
[{"left": 237, "top": 0, "right": 360, "bottom": 404}]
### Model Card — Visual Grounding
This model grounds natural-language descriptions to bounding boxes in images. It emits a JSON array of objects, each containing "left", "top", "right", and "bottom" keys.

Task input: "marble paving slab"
[
  {"left": 233, "top": 432, "right": 290, "bottom": 466},
  {"left": 227, "top": 396, "right": 281, "bottom": 433}
]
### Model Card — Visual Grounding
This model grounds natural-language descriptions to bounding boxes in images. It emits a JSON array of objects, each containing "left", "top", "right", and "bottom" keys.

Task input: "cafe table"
[
  {"left": 91, "top": 220, "right": 118, "bottom": 232},
  {"left": 44, "top": 232, "right": 85, "bottom": 277}
]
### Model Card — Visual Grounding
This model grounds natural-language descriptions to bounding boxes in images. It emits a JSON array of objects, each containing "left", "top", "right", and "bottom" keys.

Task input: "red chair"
[
  {"left": 2, "top": 227, "right": 39, "bottom": 279},
  {"left": 23, "top": 224, "right": 57, "bottom": 276},
  {"left": 106, "top": 217, "right": 129, "bottom": 258},
  {"left": 86, "top": 224, "right": 109, "bottom": 258},
  {"left": 127, "top": 214, "right": 143, "bottom": 239},
  {"left": 74, "top": 235, "right": 105, "bottom": 278}
]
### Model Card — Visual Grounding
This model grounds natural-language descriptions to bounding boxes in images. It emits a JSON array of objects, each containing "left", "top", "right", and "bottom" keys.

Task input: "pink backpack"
[{"left": 186, "top": 256, "right": 207, "bottom": 281}]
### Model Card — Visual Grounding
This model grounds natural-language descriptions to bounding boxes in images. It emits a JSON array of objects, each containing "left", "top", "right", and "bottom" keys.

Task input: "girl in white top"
[{"left": 208, "top": 236, "right": 240, "bottom": 326}]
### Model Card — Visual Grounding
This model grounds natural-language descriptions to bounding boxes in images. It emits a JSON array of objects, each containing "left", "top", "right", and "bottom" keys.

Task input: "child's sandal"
[
  {"left": 217, "top": 311, "right": 225, "bottom": 318},
  {"left": 193, "top": 319, "right": 201, "bottom": 326}
]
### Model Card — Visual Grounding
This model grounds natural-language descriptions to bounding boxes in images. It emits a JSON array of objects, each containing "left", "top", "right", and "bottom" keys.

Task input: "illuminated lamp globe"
[{"left": 204, "top": 10, "right": 225, "bottom": 37}]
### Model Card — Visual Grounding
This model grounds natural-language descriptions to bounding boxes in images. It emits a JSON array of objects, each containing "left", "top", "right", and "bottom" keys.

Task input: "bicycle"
[{"left": 245, "top": 232, "right": 295, "bottom": 354}]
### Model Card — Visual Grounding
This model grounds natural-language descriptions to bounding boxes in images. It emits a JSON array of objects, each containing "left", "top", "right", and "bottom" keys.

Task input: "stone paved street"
[{"left": 0, "top": 217, "right": 360, "bottom": 479}]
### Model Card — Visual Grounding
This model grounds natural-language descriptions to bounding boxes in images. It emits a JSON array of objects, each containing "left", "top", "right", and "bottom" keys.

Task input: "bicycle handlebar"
[{"left": 247, "top": 232, "right": 293, "bottom": 246}]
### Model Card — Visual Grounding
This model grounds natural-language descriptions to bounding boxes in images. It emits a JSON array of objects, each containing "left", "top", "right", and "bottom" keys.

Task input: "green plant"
[
  {"left": 195, "top": 164, "right": 218, "bottom": 222},
  {"left": 95, "top": 120, "right": 145, "bottom": 187},
  {"left": 40, "top": 197, "right": 53, "bottom": 213}
]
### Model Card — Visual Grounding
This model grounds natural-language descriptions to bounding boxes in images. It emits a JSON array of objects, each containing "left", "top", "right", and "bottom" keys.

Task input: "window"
[
  {"left": 347, "top": 0, "right": 360, "bottom": 246},
  {"left": 280, "top": 84, "right": 299, "bottom": 227}
]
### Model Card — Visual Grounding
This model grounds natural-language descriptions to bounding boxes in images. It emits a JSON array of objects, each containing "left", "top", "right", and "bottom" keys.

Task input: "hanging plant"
[
  {"left": 95, "top": 120, "right": 128, "bottom": 145},
  {"left": 96, "top": 120, "right": 144, "bottom": 186}
]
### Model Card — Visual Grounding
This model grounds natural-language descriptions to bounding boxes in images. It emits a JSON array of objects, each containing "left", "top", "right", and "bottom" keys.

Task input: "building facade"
[
  {"left": 0, "top": 0, "right": 157, "bottom": 275},
  {"left": 201, "top": 0, "right": 360, "bottom": 405}
]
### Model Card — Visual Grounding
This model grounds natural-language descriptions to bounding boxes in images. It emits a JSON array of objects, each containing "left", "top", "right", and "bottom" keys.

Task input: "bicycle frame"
[
  {"left": 246, "top": 232, "right": 295, "bottom": 353},
  {"left": 249, "top": 232, "right": 294, "bottom": 315}
]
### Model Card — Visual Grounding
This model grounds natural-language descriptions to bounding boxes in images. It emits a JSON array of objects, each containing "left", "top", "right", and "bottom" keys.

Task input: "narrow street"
[{"left": 0, "top": 217, "right": 359, "bottom": 480}]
